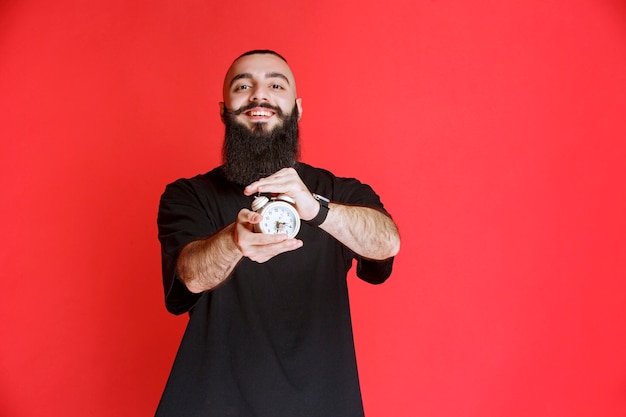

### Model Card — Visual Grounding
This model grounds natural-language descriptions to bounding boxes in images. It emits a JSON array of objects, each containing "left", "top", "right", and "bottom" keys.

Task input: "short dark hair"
[{"left": 234, "top": 49, "right": 288, "bottom": 63}]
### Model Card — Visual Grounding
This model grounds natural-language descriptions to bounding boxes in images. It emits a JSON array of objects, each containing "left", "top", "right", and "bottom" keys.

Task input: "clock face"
[{"left": 259, "top": 201, "right": 300, "bottom": 238}]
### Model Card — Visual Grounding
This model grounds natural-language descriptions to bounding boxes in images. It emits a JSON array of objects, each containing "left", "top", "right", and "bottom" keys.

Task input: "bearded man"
[{"left": 156, "top": 50, "right": 400, "bottom": 417}]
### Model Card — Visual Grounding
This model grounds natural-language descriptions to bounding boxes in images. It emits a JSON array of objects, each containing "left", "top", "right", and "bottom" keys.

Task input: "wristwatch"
[{"left": 306, "top": 193, "right": 330, "bottom": 227}]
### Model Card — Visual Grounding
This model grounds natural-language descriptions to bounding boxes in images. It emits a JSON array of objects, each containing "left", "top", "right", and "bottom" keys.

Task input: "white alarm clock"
[{"left": 251, "top": 194, "right": 301, "bottom": 238}]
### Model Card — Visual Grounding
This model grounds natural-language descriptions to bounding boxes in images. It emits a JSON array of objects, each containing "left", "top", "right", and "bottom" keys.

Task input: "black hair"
[{"left": 234, "top": 49, "right": 288, "bottom": 63}]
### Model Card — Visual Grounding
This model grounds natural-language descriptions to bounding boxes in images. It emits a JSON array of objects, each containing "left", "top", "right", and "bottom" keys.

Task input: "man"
[{"left": 156, "top": 50, "right": 400, "bottom": 417}]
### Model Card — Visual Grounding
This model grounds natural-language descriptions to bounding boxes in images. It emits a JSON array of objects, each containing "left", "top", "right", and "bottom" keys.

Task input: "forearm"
[
  {"left": 320, "top": 203, "right": 400, "bottom": 260},
  {"left": 242, "top": 168, "right": 400, "bottom": 260},
  {"left": 177, "top": 224, "right": 243, "bottom": 293}
]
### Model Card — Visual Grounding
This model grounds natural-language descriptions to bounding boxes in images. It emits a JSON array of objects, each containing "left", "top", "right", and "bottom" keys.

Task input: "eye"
[
  {"left": 270, "top": 84, "right": 284, "bottom": 90},
  {"left": 236, "top": 84, "right": 250, "bottom": 91}
]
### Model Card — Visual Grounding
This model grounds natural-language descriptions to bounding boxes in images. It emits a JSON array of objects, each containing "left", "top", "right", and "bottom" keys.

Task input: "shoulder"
[
  {"left": 296, "top": 162, "right": 382, "bottom": 207},
  {"left": 295, "top": 162, "right": 334, "bottom": 179},
  {"left": 295, "top": 162, "right": 359, "bottom": 186},
  {"left": 162, "top": 166, "right": 239, "bottom": 198},
  {"left": 166, "top": 166, "right": 225, "bottom": 188}
]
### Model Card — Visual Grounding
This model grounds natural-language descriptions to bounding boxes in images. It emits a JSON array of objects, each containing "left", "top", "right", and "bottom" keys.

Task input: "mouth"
[{"left": 243, "top": 107, "right": 276, "bottom": 122}]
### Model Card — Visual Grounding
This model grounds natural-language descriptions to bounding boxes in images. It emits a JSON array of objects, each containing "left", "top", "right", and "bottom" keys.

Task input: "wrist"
[{"left": 305, "top": 194, "right": 330, "bottom": 227}]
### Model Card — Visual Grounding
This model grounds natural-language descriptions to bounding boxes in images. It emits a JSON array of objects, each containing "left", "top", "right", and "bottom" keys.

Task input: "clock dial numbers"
[
  {"left": 263, "top": 206, "right": 296, "bottom": 234},
  {"left": 252, "top": 196, "right": 301, "bottom": 239}
]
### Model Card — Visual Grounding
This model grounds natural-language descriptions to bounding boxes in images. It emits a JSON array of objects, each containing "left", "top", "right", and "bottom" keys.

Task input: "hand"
[
  {"left": 243, "top": 167, "right": 320, "bottom": 221},
  {"left": 233, "top": 208, "right": 303, "bottom": 263}
]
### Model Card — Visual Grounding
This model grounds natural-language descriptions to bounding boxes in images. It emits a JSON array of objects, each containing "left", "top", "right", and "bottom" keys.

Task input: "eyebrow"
[{"left": 229, "top": 72, "right": 291, "bottom": 87}]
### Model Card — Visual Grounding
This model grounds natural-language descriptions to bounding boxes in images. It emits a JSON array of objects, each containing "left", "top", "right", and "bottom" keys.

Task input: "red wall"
[{"left": 2, "top": 1, "right": 625, "bottom": 416}]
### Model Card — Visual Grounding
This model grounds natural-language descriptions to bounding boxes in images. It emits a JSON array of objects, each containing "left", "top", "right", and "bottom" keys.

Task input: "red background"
[{"left": 2, "top": 1, "right": 626, "bottom": 416}]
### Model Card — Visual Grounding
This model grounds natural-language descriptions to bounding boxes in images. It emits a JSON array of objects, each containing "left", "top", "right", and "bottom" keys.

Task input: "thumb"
[{"left": 238, "top": 208, "right": 262, "bottom": 225}]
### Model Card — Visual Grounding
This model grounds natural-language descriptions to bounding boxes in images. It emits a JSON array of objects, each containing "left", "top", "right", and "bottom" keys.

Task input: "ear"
[
  {"left": 295, "top": 98, "right": 303, "bottom": 121},
  {"left": 219, "top": 102, "right": 225, "bottom": 117}
]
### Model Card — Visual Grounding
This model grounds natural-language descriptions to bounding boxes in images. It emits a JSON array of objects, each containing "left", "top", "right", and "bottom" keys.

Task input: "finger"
[
  {"left": 244, "top": 168, "right": 297, "bottom": 196},
  {"left": 247, "top": 239, "right": 303, "bottom": 263},
  {"left": 252, "top": 232, "right": 291, "bottom": 245},
  {"left": 238, "top": 208, "right": 262, "bottom": 225},
  {"left": 244, "top": 179, "right": 282, "bottom": 196}
]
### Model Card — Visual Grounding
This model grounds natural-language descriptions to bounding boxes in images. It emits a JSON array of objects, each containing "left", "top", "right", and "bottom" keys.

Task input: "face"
[{"left": 221, "top": 54, "right": 303, "bottom": 132}]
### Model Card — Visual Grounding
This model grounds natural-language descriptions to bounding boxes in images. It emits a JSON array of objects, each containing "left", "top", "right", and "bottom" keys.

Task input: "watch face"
[{"left": 259, "top": 201, "right": 300, "bottom": 238}]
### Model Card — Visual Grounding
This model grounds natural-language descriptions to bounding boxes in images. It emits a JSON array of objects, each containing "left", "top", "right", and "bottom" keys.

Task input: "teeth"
[{"left": 250, "top": 111, "right": 272, "bottom": 117}]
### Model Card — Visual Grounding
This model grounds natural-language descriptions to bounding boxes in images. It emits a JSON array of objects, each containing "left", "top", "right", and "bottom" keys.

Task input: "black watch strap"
[{"left": 306, "top": 194, "right": 330, "bottom": 227}]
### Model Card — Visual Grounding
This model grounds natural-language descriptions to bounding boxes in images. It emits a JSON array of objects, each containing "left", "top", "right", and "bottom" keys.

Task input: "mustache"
[{"left": 223, "top": 102, "right": 284, "bottom": 117}]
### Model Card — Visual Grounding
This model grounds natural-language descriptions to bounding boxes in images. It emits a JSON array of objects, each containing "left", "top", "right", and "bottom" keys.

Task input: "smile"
[
  {"left": 248, "top": 110, "right": 273, "bottom": 117},
  {"left": 243, "top": 106, "right": 277, "bottom": 120}
]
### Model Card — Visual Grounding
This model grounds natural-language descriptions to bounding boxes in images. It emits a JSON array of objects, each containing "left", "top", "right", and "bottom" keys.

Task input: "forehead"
[{"left": 223, "top": 54, "right": 297, "bottom": 90}]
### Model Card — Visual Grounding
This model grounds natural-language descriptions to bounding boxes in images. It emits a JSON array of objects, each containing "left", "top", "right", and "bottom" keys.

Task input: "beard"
[{"left": 221, "top": 102, "right": 300, "bottom": 186}]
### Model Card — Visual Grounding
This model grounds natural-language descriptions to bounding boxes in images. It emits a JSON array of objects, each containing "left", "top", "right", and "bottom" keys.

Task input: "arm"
[
  {"left": 177, "top": 209, "right": 303, "bottom": 293},
  {"left": 177, "top": 223, "right": 241, "bottom": 293},
  {"left": 319, "top": 203, "right": 400, "bottom": 260},
  {"left": 244, "top": 168, "right": 401, "bottom": 261}
]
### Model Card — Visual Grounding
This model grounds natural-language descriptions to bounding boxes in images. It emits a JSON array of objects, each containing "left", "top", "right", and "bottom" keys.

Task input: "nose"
[{"left": 250, "top": 85, "right": 269, "bottom": 102}]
